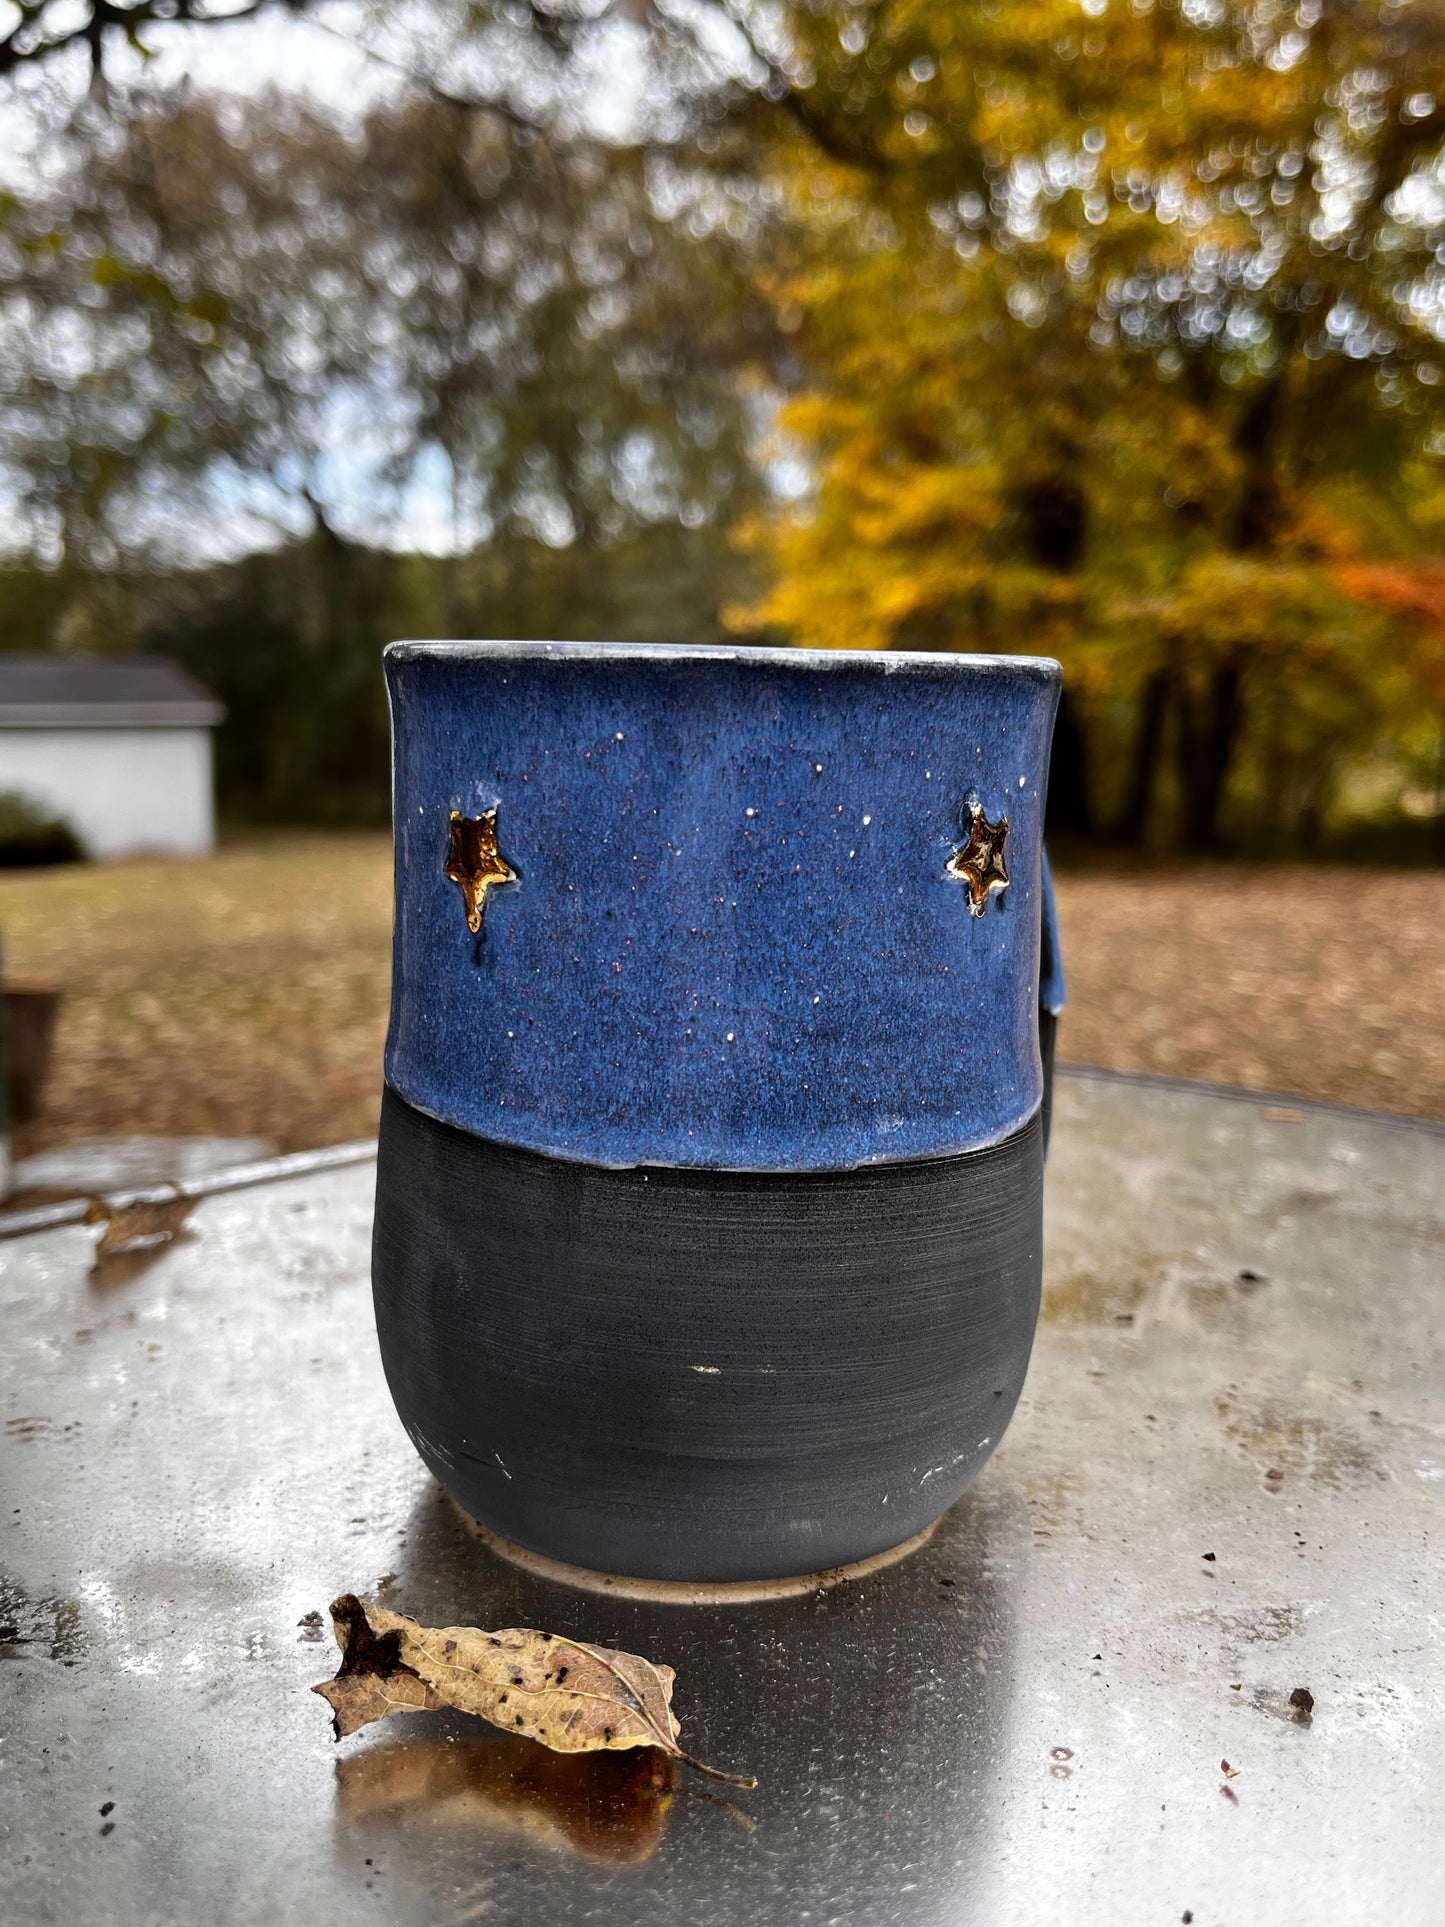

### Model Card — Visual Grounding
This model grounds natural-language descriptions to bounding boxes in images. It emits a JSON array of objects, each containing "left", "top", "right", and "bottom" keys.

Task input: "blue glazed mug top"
[{"left": 385, "top": 639, "right": 1060, "bottom": 1172}]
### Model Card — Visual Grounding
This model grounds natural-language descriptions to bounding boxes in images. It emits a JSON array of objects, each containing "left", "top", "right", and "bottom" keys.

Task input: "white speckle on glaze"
[
  {"left": 692, "top": 1365, "right": 721, "bottom": 1375},
  {"left": 918, "top": 1447, "right": 971, "bottom": 1487},
  {"left": 862, "top": 813, "right": 872, "bottom": 825}
]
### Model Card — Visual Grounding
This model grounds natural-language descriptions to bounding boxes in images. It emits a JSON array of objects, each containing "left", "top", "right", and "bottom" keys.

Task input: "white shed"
[{"left": 0, "top": 656, "right": 224, "bottom": 859}]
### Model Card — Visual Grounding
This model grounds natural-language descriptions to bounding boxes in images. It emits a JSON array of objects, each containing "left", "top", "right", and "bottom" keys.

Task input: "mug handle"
[{"left": 1039, "top": 851, "right": 1066, "bottom": 1156}]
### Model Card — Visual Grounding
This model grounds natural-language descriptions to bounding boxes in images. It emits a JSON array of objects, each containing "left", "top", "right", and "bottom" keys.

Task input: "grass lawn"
[{"left": 1, "top": 833, "right": 1441, "bottom": 1162}]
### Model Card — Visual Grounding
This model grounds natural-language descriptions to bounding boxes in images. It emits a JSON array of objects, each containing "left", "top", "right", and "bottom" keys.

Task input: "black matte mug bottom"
[{"left": 373, "top": 1086, "right": 1045, "bottom": 1583}]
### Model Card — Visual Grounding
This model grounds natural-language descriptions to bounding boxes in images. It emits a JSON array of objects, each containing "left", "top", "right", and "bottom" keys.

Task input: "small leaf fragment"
[
  {"left": 313, "top": 1594, "right": 755, "bottom": 1788},
  {"left": 85, "top": 1194, "right": 192, "bottom": 1256}
]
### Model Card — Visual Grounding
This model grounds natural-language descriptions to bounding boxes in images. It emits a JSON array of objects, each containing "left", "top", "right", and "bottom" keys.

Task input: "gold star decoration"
[
  {"left": 444, "top": 808, "right": 517, "bottom": 933},
  {"left": 946, "top": 803, "right": 1009, "bottom": 916}
]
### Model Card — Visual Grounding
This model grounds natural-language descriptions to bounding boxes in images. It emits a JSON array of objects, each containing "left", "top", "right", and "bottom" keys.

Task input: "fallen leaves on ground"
[
  {"left": 313, "top": 1593, "right": 755, "bottom": 1788},
  {"left": 1053, "top": 864, "right": 1445, "bottom": 1118},
  {"left": 1, "top": 835, "right": 393, "bottom": 1160}
]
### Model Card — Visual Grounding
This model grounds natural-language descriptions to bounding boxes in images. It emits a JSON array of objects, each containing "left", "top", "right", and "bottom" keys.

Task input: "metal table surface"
[{"left": 2, "top": 1069, "right": 1442, "bottom": 1926}]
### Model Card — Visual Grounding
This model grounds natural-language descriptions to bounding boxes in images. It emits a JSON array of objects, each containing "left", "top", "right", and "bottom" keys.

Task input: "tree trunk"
[
  {"left": 1297, "top": 792, "right": 1324, "bottom": 855},
  {"left": 1179, "top": 663, "right": 1242, "bottom": 851},
  {"left": 1111, "top": 668, "right": 1170, "bottom": 847},
  {"left": 1044, "top": 688, "right": 1094, "bottom": 841}
]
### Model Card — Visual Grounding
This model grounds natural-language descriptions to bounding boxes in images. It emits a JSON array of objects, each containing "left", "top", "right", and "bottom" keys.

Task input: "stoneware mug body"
[{"left": 373, "top": 639, "right": 1063, "bottom": 1583}]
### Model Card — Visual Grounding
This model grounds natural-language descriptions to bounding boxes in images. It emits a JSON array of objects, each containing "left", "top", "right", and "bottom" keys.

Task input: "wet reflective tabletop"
[{"left": 3, "top": 1070, "right": 1442, "bottom": 1925}]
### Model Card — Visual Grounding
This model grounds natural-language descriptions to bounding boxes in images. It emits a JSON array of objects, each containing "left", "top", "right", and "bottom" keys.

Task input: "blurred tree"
[
  {"left": 2, "top": 86, "right": 761, "bottom": 563},
  {"left": 129, "top": 516, "right": 747, "bottom": 822},
  {"left": 722, "top": 0, "right": 1445, "bottom": 848},
  {"left": 0, "top": 0, "right": 574, "bottom": 87},
  {"left": 9, "top": 0, "right": 1444, "bottom": 849},
  {"left": 0, "top": 59, "right": 769, "bottom": 817},
  {"left": 1333, "top": 542, "right": 1445, "bottom": 847},
  {"left": 0, "top": 1, "right": 304, "bottom": 80}
]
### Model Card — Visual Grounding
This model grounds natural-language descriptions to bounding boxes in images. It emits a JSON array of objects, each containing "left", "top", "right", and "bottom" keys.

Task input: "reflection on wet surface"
[
  {"left": 88, "top": 1234, "right": 194, "bottom": 1290},
  {"left": 337, "top": 1724, "right": 678, "bottom": 1864},
  {"left": 0, "top": 1573, "right": 87, "bottom": 1664}
]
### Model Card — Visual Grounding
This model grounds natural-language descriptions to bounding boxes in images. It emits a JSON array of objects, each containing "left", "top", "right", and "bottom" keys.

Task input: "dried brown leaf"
[
  {"left": 313, "top": 1594, "right": 755, "bottom": 1787},
  {"left": 85, "top": 1194, "right": 192, "bottom": 1256}
]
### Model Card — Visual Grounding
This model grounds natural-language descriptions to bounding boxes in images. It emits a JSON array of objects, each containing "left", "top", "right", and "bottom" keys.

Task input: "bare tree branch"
[
  {"left": 302, "top": 13, "right": 548, "bottom": 137},
  {"left": 0, "top": 0, "right": 300, "bottom": 81},
  {"left": 692, "top": 0, "right": 905, "bottom": 174}
]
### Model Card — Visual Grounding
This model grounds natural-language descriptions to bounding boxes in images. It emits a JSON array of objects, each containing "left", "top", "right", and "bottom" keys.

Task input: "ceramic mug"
[{"left": 373, "top": 640, "right": 1063, "bottom": 1583}]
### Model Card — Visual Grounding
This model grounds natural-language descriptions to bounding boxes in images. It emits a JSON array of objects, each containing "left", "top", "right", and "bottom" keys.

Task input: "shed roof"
[{"left": 0, "top": 656, "right": 224, "bottom": 728}]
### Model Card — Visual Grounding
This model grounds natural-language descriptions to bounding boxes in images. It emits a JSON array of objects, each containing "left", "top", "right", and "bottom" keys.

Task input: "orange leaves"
[
  {"left": 1333, "top": 560, "right": 1445, "bottom": 709},
  {"left": 1332, "top": 560, "right": 1445, "bottom": 636}
]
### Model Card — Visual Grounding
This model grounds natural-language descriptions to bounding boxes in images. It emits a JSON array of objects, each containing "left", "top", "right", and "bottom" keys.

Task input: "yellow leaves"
[
  {"left": 774, "top": 393, "right": 871, "bottom": 444},
  {"left": 313, "top": 1595, "right": 756, "bottom": 1789},
  {"left": 732, "top": 0, "right": 1445, "bottom": 769},
  {"left": 726, "top": 447, "right": 999, "bottom": 650},
  {"left": 849, "top": 461, "right": 1000, "bottom": 548}
]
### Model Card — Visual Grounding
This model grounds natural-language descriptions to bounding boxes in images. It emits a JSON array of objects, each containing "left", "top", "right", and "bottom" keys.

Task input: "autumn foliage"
[
  {"left": 2, "top": 2, "right": 1445, "bottom": 849},
  {"left": 726, "top": 0, "right": 1445, "bottom": 847}
]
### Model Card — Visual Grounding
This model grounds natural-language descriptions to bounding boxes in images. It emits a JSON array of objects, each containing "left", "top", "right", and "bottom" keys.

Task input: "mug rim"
[{"left": 385, "top": 638, "right": 1062, "bottom": 681}]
